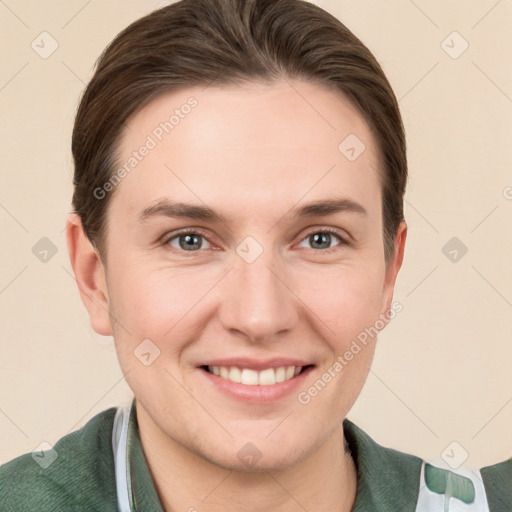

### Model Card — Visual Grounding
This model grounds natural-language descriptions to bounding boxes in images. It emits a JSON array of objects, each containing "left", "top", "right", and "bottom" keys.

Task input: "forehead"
[{"left": 112, "top": 79, "right": 381, "bottom": 223}]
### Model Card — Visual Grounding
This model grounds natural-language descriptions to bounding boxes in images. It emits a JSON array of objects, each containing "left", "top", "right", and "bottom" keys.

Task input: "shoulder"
[
  {"left": 0, "top": 407, "right": 119, "bottom": 512},
  {"left": 480, "top": 457, "right": 512, "bottom": 511},
  {"left": 343, "top": 418, "right": 424, "bottom": 509},
  {"left": 343, "top": 419, "right": 509, "bottom": 511},
  {"left": 343, "top": 417, "right": 424, "bottom": 479}
]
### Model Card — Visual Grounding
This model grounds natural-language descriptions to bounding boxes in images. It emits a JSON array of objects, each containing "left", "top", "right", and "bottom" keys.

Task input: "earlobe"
[
  {"left": 380, "top": 221, "right": 407, "bottom": 317},
  {"left": 65, "top": 213, "right": 113, "bottom": 336}
]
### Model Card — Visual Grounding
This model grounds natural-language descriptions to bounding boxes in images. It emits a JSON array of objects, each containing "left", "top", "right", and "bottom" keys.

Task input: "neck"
[{"left": 136, "top": 405, "right": 357, "bottom": 512}]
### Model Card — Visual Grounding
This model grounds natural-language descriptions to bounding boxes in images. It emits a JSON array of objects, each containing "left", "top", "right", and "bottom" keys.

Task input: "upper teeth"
[{"left": 207, "top": 365, "right": 302, "bottom": 386}]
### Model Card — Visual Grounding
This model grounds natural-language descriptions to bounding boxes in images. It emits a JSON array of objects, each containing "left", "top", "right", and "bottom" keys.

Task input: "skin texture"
[{"left": 67, "top": 79, "right": 406, "bottom": 512}]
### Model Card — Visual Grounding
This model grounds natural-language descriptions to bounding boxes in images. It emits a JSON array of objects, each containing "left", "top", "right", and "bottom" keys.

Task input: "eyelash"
[{"left": 161, "top": 227, "right": 350, "bottom": 255}]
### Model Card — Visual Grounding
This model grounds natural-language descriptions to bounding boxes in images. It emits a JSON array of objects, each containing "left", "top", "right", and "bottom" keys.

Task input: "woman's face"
[{"left": 99, "top": 79, "right": 405, "bottom": 470}]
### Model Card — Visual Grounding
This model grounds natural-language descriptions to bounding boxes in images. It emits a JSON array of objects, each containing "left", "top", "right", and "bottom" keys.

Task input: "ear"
[
  {"left": 66, "top": 213, "right": 113, "bottom": 336},
  {"left": 379, "top": 220, "right": 407, "bottom": 316}
]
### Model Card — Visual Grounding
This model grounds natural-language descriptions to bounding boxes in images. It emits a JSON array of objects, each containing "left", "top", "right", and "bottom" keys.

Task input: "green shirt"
[{"left": 1, "top": 399, "right": 510, "bottom": 511}]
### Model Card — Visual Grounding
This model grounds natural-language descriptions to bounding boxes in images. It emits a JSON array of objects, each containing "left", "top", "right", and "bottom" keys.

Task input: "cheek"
[
  {"left": 293, "top": 276, "right": 383, "bottom": 422},
  {"left": 296, "top": 260, "right": 386, "bottom": 347},
  {"left": 108, "top": 269, "right": 201, "bottom": 399},
  {"left": 297, "top": 267, "right": 385, "bottom": 408},
  {"left": 108, "top": 265, "right": 218, "bottom": 347}
]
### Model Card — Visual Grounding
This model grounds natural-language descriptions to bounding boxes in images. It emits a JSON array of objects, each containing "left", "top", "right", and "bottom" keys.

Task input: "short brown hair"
[{"left": 71, "top": 0, "right": 407, "bottom": 262}]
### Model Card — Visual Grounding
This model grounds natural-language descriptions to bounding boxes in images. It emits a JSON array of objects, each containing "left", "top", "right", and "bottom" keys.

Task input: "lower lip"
[{"left": 199, "top": 366, "right": 314, "bottom": 404}]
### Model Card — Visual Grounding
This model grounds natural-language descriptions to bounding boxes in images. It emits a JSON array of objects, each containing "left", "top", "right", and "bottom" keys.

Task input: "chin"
[
  {"left": 199, "top": 433, "right": 314, "bottom": 474},
  {"left": 208, "top": 449, "right": 305, "bottom": 474}
]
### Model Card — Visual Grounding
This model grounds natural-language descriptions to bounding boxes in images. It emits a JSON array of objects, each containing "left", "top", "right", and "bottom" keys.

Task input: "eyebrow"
[{"left": 138, "top": 197, "right": 367, "bottom": 224}]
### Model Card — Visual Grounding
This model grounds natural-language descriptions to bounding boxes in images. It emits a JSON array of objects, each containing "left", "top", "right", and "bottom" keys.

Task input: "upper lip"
[{"left": 198, "top": 358, "right": 314, "bottom": 371}]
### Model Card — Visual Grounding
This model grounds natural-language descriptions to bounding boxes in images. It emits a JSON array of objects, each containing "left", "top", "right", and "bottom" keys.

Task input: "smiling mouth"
[{"left": 201, "top": 365, "right": 314, "bottom": 386}]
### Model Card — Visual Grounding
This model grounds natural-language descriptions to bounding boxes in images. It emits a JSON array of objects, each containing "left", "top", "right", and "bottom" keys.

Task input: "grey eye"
[
  {"left": 168, "top": 233, "right": 211, "bottom": 251},
  {"left": 298, "top": 231, "right": 343, "bottom": 251}
]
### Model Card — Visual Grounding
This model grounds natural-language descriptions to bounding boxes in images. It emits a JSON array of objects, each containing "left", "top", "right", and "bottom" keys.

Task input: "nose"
[{"left": 218, "top": 246, "right": 299, "bottom": 343}]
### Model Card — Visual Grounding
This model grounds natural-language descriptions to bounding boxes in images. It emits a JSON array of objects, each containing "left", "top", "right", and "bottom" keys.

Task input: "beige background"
[{"left": 1, "top": 0, "right": 511, "bottom": 470}]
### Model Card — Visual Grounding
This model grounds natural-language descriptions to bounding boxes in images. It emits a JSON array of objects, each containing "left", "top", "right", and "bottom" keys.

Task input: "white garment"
[
  {"left": 415, "top": 459, "right": 490, "bottom": 512},
  {"left": 112, "top": 404, "right": 132, "bottom": 512}
]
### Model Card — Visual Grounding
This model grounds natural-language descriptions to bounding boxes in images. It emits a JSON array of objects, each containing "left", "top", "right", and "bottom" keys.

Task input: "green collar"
[
  {"left": 481, "top": 456, "right": 512, "bottom": 511},
  {"left": 343, "top": 418, "right": 422, "bottom": 511},
  {"left": 125, "top": 399, "right": 423, "bottom": 511}
]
